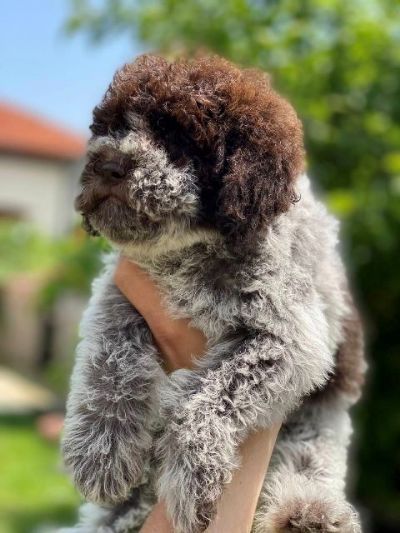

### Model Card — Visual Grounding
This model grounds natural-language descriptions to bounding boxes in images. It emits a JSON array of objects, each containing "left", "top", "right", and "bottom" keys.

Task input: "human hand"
[
  {"left": 114, "top": 256, "right": 207, "bottom": 372},
  {"left": 114, "top": 255, "right": 281, "bottom": 533}
]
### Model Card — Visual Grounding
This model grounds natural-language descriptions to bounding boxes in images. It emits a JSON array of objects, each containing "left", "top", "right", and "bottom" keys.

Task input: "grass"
[{"left": 0, "top": 416, "right": 80, "bottom": 533}]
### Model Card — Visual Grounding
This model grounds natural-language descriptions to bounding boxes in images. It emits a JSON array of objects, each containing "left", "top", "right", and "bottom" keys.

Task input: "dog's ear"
[{"left": 215, "top": 89, "right": 304, "bottom": 249}]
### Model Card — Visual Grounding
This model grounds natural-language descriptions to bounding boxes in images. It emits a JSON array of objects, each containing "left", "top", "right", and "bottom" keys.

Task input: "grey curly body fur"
[
  {"left": 63, "top": 55, "right": 365, "bottom": 533},
  {"left": 63, "top": 171, "right": 363, "bottom": 532}
]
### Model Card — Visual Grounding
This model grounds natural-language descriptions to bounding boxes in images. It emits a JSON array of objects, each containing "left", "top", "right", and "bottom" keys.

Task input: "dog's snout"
[{"left": 95, "top": 159, "right": 126, "bottom": 181}]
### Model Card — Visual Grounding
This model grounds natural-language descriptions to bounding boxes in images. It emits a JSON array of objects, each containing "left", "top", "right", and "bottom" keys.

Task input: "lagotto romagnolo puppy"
[{"left": 62, "top": 54, "right": 366, "bottom": 533}]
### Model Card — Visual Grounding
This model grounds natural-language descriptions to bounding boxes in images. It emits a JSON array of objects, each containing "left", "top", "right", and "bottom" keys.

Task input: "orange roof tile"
[{"left": 0, "top": 102, "right": 86, "bottom": 160}]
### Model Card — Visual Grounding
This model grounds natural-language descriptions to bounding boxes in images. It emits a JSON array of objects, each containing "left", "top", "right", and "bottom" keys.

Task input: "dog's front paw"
[
  {"left": 156, "top": 409, "right": 238, "bottom": 533},
  {"left": 62, "top": 426, "right": 148, "bottom": 505},
  {"left": 67, "top": 452, "right": 134, "bottom": 505}
]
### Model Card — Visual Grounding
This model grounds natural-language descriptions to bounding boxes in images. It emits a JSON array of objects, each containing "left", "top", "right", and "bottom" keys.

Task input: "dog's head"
[{"left": 75, "top": 54, "right": 304, "bottom": 252}]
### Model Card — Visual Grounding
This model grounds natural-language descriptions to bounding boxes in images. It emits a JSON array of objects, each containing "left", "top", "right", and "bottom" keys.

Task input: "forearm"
[
  {"left": 157, "top": 330, "right": 330, "bottom": 532},
  {"left": 114, "top": 258, "right": 286, "bottom": 532},
  {"left": 206, "top": 424, "right": 280, "bottom": 533},
  {"left": 115, "top": 256, "right": 206, "bottom": 371}
]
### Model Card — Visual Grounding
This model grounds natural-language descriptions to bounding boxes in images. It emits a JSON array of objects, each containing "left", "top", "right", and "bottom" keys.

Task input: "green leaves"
[{"left": 0, "top": 221, "right": 108, "bottom": 309}]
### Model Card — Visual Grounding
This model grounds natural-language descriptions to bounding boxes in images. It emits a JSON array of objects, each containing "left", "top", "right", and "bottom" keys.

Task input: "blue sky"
[{"left": 0, "top": 1, "right": 143, "bottom": 135}]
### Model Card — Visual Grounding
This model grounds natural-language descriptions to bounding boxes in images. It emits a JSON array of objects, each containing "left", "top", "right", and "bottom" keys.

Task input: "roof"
[{"left": 0, "top": 102, "right": 86, "bottom": 161}]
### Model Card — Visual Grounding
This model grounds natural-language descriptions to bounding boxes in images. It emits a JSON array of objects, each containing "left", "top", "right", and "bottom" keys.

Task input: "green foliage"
[
  {"left": 38, "top": 230, "right": 109, "bottom": 310},
  {"left": 65, "top": 1, "right": 400, "bottom": 529},
  {"left": 0, "top": 222, "right": 57, "bottom": 282},
  {"left": 43, "top": 353, "right": 76, "bottom": 398},
  {"left": 0, "top": 221, "right": 107, "bottom": 395},
  {"left": 0, "top": 222, "right": 108, "bottom": 397},
  {"left": 0, "top": 220, "right": 108, "bottom": 308},
  {"left": 0, "top": 416, "right": 80, "bottom": 533}
]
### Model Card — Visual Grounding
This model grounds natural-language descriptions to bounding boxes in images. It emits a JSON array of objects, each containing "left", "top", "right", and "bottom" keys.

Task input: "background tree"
[{"left": 66, "top": 1, "right": 400, "bottom": 530}]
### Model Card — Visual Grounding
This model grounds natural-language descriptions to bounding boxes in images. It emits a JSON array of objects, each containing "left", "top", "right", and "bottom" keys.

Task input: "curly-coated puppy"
[{"left": 62, "top": 54, "right": 366, "bottom": 533}]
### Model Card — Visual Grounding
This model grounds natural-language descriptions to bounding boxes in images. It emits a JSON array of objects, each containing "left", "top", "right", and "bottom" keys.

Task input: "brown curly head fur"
[{"left": 90, "top": 54, "right": 304, "bottom": 248}]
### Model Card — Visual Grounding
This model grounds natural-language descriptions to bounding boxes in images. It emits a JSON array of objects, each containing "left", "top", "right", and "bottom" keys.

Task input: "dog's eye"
[
  {"left": 90, "top": 121, "right": 108, "bottom": 137},
  {"left": 108, "top": 125, "right": 128, "bottom": 139},
  {"left": 157, "top": 116, "right": 167, "bottom": 130},
  {"left": 92, "top": 160, "right": 102, "bottom": 174}
]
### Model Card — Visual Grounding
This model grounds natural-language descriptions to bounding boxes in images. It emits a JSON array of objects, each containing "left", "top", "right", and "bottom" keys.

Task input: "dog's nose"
[{"left": 95, "top": 160, "right": 126, "bottom": 181}]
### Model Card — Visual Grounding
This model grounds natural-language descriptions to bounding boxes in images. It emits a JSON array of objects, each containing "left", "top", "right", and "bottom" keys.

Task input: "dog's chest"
[{"left": 146, "top": 246, "right": 248, "bottom": 339}]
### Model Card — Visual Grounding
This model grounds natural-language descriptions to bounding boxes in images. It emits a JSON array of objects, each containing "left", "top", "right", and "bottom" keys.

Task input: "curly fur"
[
  {"left": 62, "top": 260, "right": 166, "bottom": 504},
  {"left": 84, "top": 53, "right": 304, "bottom": 249},
  {"left": 62, "top": 54, "right": 365, "bottom": 533}
]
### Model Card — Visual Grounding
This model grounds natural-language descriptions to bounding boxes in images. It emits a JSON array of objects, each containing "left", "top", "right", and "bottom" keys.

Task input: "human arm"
[
  {"left": 114, "top": 256, "right": 206, "bottom": 373},
  {"left": 153, "top": 297, "right": 333, "bottom": 531},
  {"left": 114, "top": 257, "right": 281, "bottom": 533}
]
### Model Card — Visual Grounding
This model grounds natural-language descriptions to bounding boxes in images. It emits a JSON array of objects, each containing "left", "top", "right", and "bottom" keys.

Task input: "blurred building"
[
  {"left": 0, "top": 102, "right": 87, "bottom": 376},
  {"left": 0, "top": 102, "right": 86, "bottom": 235}
]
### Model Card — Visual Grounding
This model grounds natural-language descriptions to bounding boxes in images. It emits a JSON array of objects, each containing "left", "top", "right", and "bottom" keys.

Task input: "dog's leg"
[
  {"left": 57, "top": 503, "right": 113, "bottom": 532},
  {"left": 156, "top": 325, "right": 334, "bottom": 533},
  {"left": 253, "top": 401, "right": 361, "bottom": 533},
  {"left": 62, "top": 263, "right": 164, "bottom": 505},
  {"left": 58, "top": 483, "right": 154, "bottom": 533}
]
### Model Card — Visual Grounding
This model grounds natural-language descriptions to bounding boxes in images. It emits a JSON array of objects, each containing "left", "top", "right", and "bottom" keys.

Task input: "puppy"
[{"left": 62, "top": 54, "right": 366, "bottom": 533}]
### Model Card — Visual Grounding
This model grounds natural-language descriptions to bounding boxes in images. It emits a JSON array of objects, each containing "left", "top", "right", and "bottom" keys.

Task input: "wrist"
[
  {"left": 114, "top": 257, "right": 207, "bottom": 370},
  {"left": 153, "top": 324, "right": 196, "bottom": 371}
]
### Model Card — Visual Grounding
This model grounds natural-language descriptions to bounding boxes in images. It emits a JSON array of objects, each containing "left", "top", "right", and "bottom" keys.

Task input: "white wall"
[{"left": 0, "top": 153, "right": 82, "bottom": 236}]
